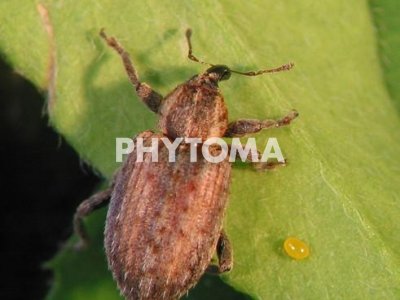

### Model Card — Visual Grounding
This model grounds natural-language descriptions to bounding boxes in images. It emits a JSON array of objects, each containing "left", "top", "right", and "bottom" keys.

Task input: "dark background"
[{"left": 0, "top": 57, "right": 100, "bottom": 300}]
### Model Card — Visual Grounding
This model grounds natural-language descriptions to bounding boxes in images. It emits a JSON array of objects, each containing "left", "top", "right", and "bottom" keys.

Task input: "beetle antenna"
[
  {"left": 185, "top": 28, "right": 294, "bottom": 76},
  {"left": 185, "top": 28, "right": 214, "bottom": 67},
  {"left": 230, "top": 62, "right": 294, "bottom": 76}
]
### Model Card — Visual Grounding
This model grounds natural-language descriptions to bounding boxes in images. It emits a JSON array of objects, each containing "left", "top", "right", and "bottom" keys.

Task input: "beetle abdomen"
[{"left": 105, "top": 131, "right": 231, "bottom": 300}]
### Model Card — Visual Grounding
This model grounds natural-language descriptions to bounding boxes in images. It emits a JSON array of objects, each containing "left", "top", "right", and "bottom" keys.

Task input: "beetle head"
[{"left": 205, "top": 65, "right": 231, "bottom": 81}]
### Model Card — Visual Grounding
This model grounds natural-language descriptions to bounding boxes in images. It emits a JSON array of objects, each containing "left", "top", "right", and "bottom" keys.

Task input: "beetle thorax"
[{"left": 158, "top": 75, "right": 229, "bottom": 141}]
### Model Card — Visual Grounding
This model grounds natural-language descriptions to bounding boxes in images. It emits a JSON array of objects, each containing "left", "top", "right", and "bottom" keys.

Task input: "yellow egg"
[{"left": 283, "top": 237, "right": 310, "bottom": 260}]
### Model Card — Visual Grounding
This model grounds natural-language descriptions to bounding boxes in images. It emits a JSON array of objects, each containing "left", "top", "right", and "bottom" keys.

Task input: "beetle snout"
[{"left": 206, "top": 65, "right": 231, "bottom": 81}]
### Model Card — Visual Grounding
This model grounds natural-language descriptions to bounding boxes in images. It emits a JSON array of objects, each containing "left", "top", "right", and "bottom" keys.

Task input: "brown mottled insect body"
[
  {"left": 106, "top": 131, "right": 231, "bottom": 299},
  {"left": 73, "top": 28, "right": 298, "bottom": 300},
  {"left": 159, "top": 73, "right": 228, "bottom": 140}
]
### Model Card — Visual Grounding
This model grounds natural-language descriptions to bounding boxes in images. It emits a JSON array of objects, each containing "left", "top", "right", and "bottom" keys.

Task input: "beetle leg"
[
  {"left": 99, "top": 29, "right": 163, "bottom": 113},
  {"left": 246, "top": 150, "right": 287, "bottom": 171},
  {"left": 73, "top": 188, "right": 112, "bottom": 250},
  {"left": 224, "top": 110, "right": 298, "bottom": 137},
  {"left": 216, "top": 230, "right": 233, "bottom": 273},
  {"left": 252, "top": 158, "right": 287, "bottom": 171},
  {"left": 206, "top": 230, "right": 233, "bottom": 275},
  {"left": 229, "top": 146, "right": 287, "bottom": 171}
]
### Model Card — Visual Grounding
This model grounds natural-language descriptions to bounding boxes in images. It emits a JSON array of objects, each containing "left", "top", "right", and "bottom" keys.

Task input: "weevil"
[{"left": 73, "top": 28, "right": 298, "bottom": 300}]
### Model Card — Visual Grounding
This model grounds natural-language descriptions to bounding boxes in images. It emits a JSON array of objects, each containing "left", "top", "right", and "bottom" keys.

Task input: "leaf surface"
[{"left": 1, "top": 1, "right": 400, "bottom": 299}]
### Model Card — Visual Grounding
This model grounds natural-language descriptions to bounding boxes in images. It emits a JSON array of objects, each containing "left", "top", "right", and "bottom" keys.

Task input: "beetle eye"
[{"left": 220, "top": 70, "right": 231, "bottom": 81}]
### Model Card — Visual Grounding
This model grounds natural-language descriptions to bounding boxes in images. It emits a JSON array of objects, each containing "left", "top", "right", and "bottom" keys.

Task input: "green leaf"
[
  {"left": 370, "top": 0, "right": 400, "bottom": 110},
  {"left": 2, "top": 1, "right": 400, "bottom": 299}
]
